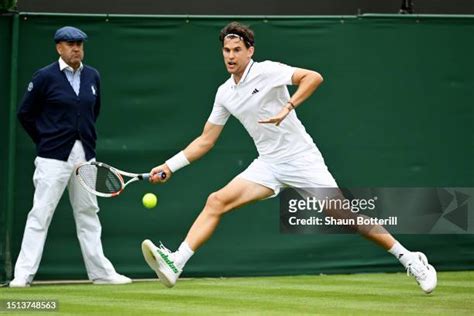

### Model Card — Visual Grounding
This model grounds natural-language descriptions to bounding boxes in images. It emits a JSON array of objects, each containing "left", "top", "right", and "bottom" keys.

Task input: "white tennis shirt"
[{"left": 208, "top": 59, "right": 323, "bottom": 164}]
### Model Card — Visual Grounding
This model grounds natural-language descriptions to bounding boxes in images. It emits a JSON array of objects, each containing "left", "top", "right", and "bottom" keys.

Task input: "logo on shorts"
[{"left": 251, "top": 88, "right": 259, "bottom": 95}]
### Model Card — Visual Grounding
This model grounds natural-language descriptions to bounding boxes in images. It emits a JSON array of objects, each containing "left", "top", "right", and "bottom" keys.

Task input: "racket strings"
[{"left": 78, "top": 165, "right": 123, "bottom": 194}]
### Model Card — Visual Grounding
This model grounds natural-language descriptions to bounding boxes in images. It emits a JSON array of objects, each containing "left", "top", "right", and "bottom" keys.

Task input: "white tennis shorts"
[{"left": 237, "top": 151, "right": 338, "bottom": 198}]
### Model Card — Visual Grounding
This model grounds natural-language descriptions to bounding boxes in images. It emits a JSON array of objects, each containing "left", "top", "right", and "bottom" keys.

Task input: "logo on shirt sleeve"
[
  {"left": 91, "top": 85, "right": 96, "bottom": 95},
  {"left": 27, "top": 82, "right": 34, "bottom": 92}
]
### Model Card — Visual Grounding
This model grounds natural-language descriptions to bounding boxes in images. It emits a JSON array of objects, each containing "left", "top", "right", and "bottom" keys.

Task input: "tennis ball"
[{"left": 142, "top": 193, "right": 157, "bottom": 209}]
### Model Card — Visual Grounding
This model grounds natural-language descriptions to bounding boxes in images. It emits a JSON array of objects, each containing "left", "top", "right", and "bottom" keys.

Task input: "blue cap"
[{"left": 54, "top": 26, "right": 88, "bottom": 43}]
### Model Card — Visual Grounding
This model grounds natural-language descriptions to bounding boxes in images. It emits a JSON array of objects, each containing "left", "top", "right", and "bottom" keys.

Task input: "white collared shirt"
[
  {"left": 59, "top": 57, "right": 83, "bottom": 96},
  {"left": 208, "top": 59, "right": 321, "bottom": 163}
]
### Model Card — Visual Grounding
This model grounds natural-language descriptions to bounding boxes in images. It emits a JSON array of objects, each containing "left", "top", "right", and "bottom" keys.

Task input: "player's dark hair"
[{"left": 219, "top": 22, "right": 255, "bottom": 48}]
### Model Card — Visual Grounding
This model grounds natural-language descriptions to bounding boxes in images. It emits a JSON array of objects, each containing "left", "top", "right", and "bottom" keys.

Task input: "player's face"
[
  {"left": 56, "top": 41, "right": 84, "bottom": 70},
  {"left": 222, "top": 38, "right": 254, "bottom": 78}
]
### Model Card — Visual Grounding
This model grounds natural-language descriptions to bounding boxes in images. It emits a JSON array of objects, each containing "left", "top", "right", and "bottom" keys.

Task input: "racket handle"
[{"left": 142, "top": 172, "right": 166, "bottom": 181}]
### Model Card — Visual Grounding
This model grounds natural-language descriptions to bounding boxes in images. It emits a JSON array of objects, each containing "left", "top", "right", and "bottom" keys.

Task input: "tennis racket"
[{"left": 75, "top": 161, "right": 166, "bottom": 197}]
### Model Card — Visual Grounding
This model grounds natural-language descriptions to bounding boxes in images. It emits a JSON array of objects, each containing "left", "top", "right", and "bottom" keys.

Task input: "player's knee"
[{"left": 205, "top": 192, "right": 227, "bottom": 215}]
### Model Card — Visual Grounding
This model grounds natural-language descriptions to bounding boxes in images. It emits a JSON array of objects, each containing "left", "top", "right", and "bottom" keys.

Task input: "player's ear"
[{"left": 248, "top": 46, "right": 255, "bottom": 58}]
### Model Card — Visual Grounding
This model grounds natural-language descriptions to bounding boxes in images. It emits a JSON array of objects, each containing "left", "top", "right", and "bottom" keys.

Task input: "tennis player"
[{"left": 142, "top": 22, "right": 437, "bottom": 293}]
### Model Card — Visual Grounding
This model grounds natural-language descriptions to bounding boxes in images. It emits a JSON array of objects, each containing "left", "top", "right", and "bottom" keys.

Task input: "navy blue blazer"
[{"left": 17, "top": 61, "right": 101, "bottom": 161}]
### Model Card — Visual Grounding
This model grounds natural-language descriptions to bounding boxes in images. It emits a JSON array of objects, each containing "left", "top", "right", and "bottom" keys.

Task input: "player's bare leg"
[
  {"left": 184, "top": 178, "right": 273, "bottom": 250},
  {"left": 357, "top": 221, "right": 436, "bottom": 293},
  {"left": 142, "top": 178, "right": 273, "bottom": 287},
  {"left": 323, "top": 190, "right": 437, "bottom": 293}
]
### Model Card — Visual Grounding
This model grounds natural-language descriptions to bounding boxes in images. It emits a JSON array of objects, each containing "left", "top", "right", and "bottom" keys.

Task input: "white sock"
[
  {"left": 173, "top": 241, "right": 194, "bottom": 270},
  {"left": 388, "top": 241, "right": 413, "bottom": 268}
]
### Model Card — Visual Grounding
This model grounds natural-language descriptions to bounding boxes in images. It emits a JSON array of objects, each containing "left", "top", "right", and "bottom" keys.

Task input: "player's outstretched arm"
[
  {"left": 150, "top": 122, "right": 224, "bottom": 183},
  {"left": 259, "top": 68, "right": 323, "bottom": 126},
  {"left": 183, "top": 122, "right": 224, "bottom": 162}
]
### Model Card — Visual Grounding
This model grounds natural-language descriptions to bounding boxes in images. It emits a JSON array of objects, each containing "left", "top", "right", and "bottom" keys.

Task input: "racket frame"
[{"left": 75, "top": 161, "right": 150, "bottom": 197}]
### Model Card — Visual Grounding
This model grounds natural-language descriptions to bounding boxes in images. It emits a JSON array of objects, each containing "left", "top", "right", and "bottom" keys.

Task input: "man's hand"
[
  {"left": 258, "top": 105, "right": 292, "bottom": 126},
  {"left": 149, "top": 164, "right": 172, "bottom": 184}
]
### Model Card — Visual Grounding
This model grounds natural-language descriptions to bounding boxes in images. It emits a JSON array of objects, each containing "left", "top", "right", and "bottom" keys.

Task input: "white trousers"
[{"left": 14, "top": 141, "right": 117, "bottom": 282}]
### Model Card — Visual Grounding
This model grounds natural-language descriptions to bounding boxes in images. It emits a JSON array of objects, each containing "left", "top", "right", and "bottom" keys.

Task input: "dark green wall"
[
  {"left": 1, "top": 14, "right": 473, "bottom": 281},
  {"left": 0, "top": 14, "right": 13, "bottom": 283}
]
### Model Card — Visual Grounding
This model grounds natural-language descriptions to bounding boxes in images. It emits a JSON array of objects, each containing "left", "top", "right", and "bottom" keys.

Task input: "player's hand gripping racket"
[{"left": 75, "top": 161, "right": 166, "bottom": 197}]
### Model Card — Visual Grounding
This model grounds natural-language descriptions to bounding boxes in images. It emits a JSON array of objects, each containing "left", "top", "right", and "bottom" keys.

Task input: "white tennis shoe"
[
  {"left": 142, "top": 239, "right": 182, "bottom": 288},
  {"left": 9, "top": 278, "right": 30, "bottom": 288},
  {"left": 92, "top": 274, "right": 132, "bottom": 285},
  {"left": 406, "top": 252, "right": 437, "bottom": 294}
]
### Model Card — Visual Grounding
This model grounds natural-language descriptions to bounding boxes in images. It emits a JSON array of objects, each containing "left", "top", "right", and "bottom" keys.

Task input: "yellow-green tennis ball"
[{"left": 142, "top": 193, "right": 157, "bottom": 209}]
